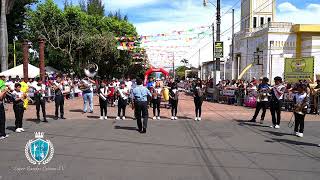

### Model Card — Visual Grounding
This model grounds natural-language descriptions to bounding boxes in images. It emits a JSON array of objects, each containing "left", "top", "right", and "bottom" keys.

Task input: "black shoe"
[
  {"left": 60, "top": 117, "right": 66, "bottom": 119},
  {"left": 248, "top": 119, "right": 256, "bottom": 123},
  {"left": 43, "top": 119, "right": 48, "bottom": 123},
  {"left": 54, "top": 116, "right": 59, "bottom": 120},
  {"left": 141, "top": 128, "right": 146, "bottom": 134},
  {"left": 89, "top": 111, "right": 93, "bottom": 114}
]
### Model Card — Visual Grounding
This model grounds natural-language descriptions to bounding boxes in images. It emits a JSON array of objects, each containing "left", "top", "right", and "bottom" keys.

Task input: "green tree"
[
  {"left": 26, "top": 0, "right": 139, "bottom": 78},
  {"left": 7, "top": 0, "right": 37, "bottom": 68},
  {"left": 87, "top": 0, "right": 104, "bottom": 16},
  {"left": 176, "top": 66, "right": 188, "bottom": 80}
]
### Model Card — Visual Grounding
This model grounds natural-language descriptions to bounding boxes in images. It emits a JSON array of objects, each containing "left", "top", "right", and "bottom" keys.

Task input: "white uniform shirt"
[
  {"left": 294, "top": 93, "right": 307, "bottom": 104},
  {"left": 118, "top": 87, "right": 129, "bottom": 100},
  {"left": 12, "top": 90, "right": 24, "bottom": 102},
  {"left": 34, "top": 84, "right": 46, "bottom": 96}
]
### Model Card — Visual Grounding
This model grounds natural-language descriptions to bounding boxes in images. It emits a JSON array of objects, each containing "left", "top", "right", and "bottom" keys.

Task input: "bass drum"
[{"left": 163, "top": 87, "right": 169, "bottom": 101}]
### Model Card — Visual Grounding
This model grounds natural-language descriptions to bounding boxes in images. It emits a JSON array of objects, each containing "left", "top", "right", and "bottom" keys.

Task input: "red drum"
[{"left": 244, "top": 96, "right": 257, "bottom": 108}]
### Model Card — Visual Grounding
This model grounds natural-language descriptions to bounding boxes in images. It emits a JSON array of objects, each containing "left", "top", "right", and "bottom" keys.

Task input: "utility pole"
[
  {"left": 172, "top": 52, "right": 175, "bottom": 80},
  {"left": 212, "top": 23, "right": 215, "bottom": 79},
  {"left": 215, "top": 0, "right": 221, "bottom": 82},
  {"left": 13, "top": 37, "right": 17, "bottom": 67},
  {"left": 198, "top": 48, "right": 201, "bottom": 79},
  {"left": 231, "top": 9, "right": 235, "bottom": 79}
]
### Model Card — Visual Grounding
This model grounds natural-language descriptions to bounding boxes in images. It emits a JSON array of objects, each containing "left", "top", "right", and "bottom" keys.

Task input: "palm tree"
[
  {"left": 180, "top": 58, "right": 189, "bottom": 67},
  {"left": 0, "top": 0, "right": 14, "bottom": 71}
]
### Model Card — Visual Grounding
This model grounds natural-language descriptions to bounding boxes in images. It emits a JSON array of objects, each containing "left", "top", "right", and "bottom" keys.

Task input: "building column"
[
  {"left": 22, "top": 40, "right": 30, "bottom": 82},
  {"left": 296, "top": 32, "right": 302, "bottom": 58},
  {"left": 39, "top": 38, "right": 46, "bottom": 82}
]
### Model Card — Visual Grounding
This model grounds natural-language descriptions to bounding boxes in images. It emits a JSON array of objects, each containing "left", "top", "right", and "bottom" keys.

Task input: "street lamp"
[
  {"left": 203, "top": 0, "right": 216, "bottom": 7},
  {"left": 13, "top": 36, "right": 18, "bottom": 67}
]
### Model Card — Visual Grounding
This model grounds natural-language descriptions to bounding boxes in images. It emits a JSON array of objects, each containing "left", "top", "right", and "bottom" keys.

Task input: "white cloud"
[
  {"left": 306, "top": 3, "right": 320, "bottom": 11},
  {"left": 104, "top": 0, "right": 160, "bottom": 10},
  {"left": 277, "top": 3, "right": 320, "bottom": 24},
  {"left": 132, "top": 1, "right": 241, "bottom": 67},
  {"left": 278, "top": 2, "right": 299, "bottom": 12}
]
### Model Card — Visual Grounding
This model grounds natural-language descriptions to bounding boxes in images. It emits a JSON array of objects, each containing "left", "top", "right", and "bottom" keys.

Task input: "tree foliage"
[{"left": 25, "top": 0, "right": 139, "bottom": 78}]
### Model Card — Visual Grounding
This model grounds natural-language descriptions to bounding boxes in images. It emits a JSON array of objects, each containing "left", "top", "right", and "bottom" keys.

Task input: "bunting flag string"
[{"left": 115, "top": 25, "right": 211, "bottom": 41}]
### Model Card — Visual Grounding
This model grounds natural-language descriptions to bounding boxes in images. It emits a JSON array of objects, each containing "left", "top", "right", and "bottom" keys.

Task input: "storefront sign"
[{"left": 284, "top": 57, "right": 314, "bottom": 83}]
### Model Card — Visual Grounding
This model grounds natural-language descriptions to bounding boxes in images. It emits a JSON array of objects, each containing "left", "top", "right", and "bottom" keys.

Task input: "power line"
[
  {"left": 220, "top": 0, "right": 241, "bottom": 18},
  {"left": 186, "top": 0, "right": 275, "bottom": 58}
]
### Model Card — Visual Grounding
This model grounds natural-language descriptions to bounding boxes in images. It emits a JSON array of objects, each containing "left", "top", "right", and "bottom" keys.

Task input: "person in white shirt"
[
  {"left": 125, "top": 78, "right": 132, "bottom": 91},
  {"left": 34, "top": 79, "right": 47, "bottom": 122},
  {"left": 116, "top": 82, "right": 129, "bottom": 120},
  {"left": 98, "top": 82, "right": 109, "bottom": 120},
  {"left": 270, "top": 76, "right": 286, "bottom": 129},
  {"left": 53, "top": 76, "right": 66, "bottom": 119},
  {"left": 5, "top": 76, "right": 14, "bottom": 91},
  {"left": 12, "top": 83, "right": 26, "bottom": 133},
  {"left": 81, "top": 78, "right": 95, "bottom": 113},
  {"left": 151, "top": 82, "right": 163, "bottom": 120},
  {"left": 293, "top": 84, "right": 308, "bottom": 138}
]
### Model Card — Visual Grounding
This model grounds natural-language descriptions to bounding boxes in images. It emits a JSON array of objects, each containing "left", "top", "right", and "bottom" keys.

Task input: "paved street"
[{"left": 0, "top": 94, "right": 320, "bottom": 180}]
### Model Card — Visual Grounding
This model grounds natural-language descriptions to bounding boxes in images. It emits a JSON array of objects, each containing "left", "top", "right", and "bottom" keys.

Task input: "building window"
[
  {"left": 253, "top": 17, "right": 257, "bottom": 28},
  {"left": 260, "top": 17, "right": 264, "bottom": 26},
  {"left": 268, "top": 17, "right": 271, "bottom": 23}
]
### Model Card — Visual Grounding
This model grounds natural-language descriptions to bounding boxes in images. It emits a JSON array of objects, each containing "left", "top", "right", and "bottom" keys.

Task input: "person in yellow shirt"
[{"left": 20, "top": 79, "right": 29, "bottom": 110}]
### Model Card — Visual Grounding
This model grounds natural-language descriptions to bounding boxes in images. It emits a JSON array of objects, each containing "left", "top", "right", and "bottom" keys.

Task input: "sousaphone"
[{"left": 84, "top": 63, "right": 98, "bottom": 78}]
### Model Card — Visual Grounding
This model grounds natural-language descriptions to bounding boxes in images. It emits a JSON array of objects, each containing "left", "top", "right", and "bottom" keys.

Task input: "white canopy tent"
[
  {"left": 0, "top": 64, "right": 39, "bottom": 78},
  {"left": 45, "top": 66, "right": 60, "bottom": 75}
]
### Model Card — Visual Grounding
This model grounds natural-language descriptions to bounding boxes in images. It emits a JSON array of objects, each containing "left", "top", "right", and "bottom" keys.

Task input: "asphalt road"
[{"left": 0, "top": 95, "right": 319, "bottom": 180}]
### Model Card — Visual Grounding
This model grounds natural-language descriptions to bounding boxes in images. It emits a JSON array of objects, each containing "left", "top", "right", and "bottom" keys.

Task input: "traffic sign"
[{"left": 214, "top": 42, "right": 223, "bottom": 58}]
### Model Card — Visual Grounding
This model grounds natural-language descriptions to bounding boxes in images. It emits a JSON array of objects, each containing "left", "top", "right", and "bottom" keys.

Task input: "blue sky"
[
  {"left": 48, "top": 0, "right": 320, "bottom": 34},
  {"left": 39, "top": 0, "right": 320, "bottom": 67}
]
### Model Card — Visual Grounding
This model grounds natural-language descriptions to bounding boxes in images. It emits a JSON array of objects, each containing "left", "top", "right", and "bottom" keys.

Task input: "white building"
[{"left": 223, "top": 0, "right": 320, "bottom": 82}]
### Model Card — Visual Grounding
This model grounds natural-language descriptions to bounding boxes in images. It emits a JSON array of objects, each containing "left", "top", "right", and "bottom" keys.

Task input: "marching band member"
[
  {"left": 108, "top": 82, "right": 116, "bottom": 107},
  {"left": 270, "top": 76, "right": 286, "bottom": 129},
  {"left": 293, "top": 84, "right": 308, "bottom": 138},
  {"left": 12, "top": 83, "right": 26, "bottom": 133},
  {"left": 98, "top": 81, "right": 109, "bottom": 120},
  {"left": 193, "top": 80, "right": 205, "bottom": 121},
  {"left": 80, "top": 78, "right": 95, "bottom": 113},
  {"left": 0, "top": 76, "right": 9, "bottom": 139},
  {"left": 249, "top": 77, "right": 270, "bottom": 124},
  {"left": 169, "top": 83, "right": 179, "bottom": 120},
  {"left": 151, "top": 82, "right": 163, "bottom": 120},
  {"left": 116, "top": 82, "right": 129, "bottom": 120},
  {"left": 131, "top": 78, "right": 151, "bottom": 133},
  {"left": 53, "top": 76, "right": 66, "bottom": 120},
  {"left": 34, "top": 79, "right": 47, "bottom": 122}
]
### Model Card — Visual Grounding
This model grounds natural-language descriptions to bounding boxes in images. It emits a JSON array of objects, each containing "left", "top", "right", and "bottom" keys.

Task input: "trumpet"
[{"left": 294, "top": 97, "right": 308, "bottom": 115}]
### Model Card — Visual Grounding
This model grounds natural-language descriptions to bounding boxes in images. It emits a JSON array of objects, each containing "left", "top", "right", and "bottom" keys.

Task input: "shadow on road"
[
  {"left": 87, "top": 115, "right": 100, "bottom": 119},
  {"left": 6, "top": 126, "right": 16, "bottom": 132},
  {"left": 69, "top": 109, "right": 83, "bottom": 112},
  {"left": 25, "top": 118, "right": 41, "bottom": 124},
  {"left": 234, "top": 119, "right": 270, "bottom": 128},
  {"left": 262, "top": 130, "right": 292, "bottom": 137},
  {"left": 267, "top": 138, "right": 319, "bottom": 147},
  {"left": 114, "top": 125, "right": 138, "bottom": 131}
]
